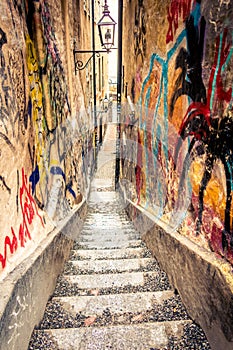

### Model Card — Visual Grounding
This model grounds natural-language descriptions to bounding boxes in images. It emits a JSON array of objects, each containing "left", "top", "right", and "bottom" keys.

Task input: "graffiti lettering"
[
  {"left": 19, "top": 168, "right": 44, "bottom": 246},
  {"left": 0, "top": 229, "right": 18, "bottom": 269},
  {"left": 166, "top": 0, "right": 194, "bottom": 44},
  {"left": 0, "top": 169, "right": 44, "bottom": 269}
]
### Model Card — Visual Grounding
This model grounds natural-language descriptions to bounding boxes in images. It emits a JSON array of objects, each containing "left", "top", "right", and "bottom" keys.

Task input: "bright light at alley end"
[{"left": 97, "top": 0, "right": 116, "bottom": 52}]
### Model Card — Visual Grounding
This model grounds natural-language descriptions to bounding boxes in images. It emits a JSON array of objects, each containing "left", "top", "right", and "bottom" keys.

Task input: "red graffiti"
[
  {"left": 207, "top": 28, "right": 232, "bottom": 108},
  {"left": 0, "top": 169, "right": 44, "bottom": 269},
  {"left": 0, "top": 229, "right": 18, "bottom": 269},
  {"left": 166, "top": 0, "right": 193, "bottom": 43}
]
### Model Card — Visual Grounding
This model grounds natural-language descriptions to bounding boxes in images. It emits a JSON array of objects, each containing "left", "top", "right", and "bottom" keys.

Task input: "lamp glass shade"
[
  {"left": 103, "top": 95, "right": 109, "bottom": 111},
  {"left": 97, "top": 1, "right": 116, "bottom": 52}
]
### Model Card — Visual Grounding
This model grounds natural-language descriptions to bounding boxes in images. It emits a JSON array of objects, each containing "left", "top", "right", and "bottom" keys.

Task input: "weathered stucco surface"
[
  {"left": 0, "top": 1, "right": 109, "bottom": 347},
  {"left": 0, "top": 200, "right": 87, "bottom": 350},
  {"left": 121, "top": 0, "right": 233, "bottom": 348},
  {"left": 0, "top": 0, "right": 232, "bottom": 348},
  {"left": 0, "top": 0, "right": 94, "bottom": 279},
  {"left": 125, "top": 199, "right": 233, "bottom": 350},
  {"left": 122, "top": 0, "right": 233, "bottom": 264}
]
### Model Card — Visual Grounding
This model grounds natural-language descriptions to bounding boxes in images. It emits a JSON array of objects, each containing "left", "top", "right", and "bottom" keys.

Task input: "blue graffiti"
[
  {"left": 138, "top": 30, "right": 186, "bottom": 217},
  {"left": 50, "top": 166, "right": 66, "bottom": 181},
  {"left": 29, "top": 164, "right": 40, "bottom": 194}
]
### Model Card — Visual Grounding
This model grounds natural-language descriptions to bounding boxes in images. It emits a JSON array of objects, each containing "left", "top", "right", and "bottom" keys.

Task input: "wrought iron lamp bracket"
[{"left": 73, "top": 50, "right": 105, "bottom": 73}]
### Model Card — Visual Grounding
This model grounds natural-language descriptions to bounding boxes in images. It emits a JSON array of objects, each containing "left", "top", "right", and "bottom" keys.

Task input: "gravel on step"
[
  {"left": 28, "top": 324, "right": 211, "bottom": 350},
  {"left": 151, "top": 323, "right": 211, "bottom": 350},
  {"left": 53, "top": 269, "right": 171, "bottom": 298},
  {"left": 38, "top": 295, "right": 189, "bottom": 330},
  {"left": 63, "top": 260, "right": 160, "bottom": 275},
  {"left": 69, "top": 247, "right": 153, "bottom": 261},
  {"left": 28, "top": 330, "right": 57, "bottom": 350}
]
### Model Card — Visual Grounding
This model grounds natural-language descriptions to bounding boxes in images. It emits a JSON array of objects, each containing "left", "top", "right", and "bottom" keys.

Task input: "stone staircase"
[{"left": 28, "top": 125, "right": 210, "bottom": 349}]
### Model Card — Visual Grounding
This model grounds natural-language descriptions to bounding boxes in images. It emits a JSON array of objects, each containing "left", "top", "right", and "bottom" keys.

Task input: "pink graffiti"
[
  {"left": 0, "top": 169, "right": 44, "bottom": 269},
  {"left": 166, "top": 0, "right": 194, "bottom": 43}
]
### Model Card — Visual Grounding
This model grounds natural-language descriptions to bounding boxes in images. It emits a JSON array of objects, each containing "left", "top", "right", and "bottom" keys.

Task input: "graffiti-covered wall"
[
  {"left": 0, "top": 0, "right": 93, "bottom": 279},
  {"left": 122, "top": 0, "right": 233, "bottom": 265}
]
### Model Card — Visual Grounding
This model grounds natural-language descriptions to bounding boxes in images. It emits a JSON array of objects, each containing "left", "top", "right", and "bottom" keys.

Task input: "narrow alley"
[
  {"left": 28, "top": 125, "right": 210, "bottom": 350},
  {"left": 0, "top": 1, "right": 232, "bottom": 350}
]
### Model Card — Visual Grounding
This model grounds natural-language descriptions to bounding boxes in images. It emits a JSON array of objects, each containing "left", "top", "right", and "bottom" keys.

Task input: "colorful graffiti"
[
  {"left": 134, "top": 27, "right": 187, "bottom": 213},
  {"left": 174, "top": 29, "right": 233, "bottom": 254},
  {"left": 0, "top": 0, "right": 92, "bottom": 274},
  {"left": 26, "top": 34, "right": 46, "bottom": 198},
  {"left": 0, "top": 169, "right": 44, "bottom": 269},
  {"left": 25, "top": 0, "right": 84, "bottom": 217},
  {"left": 170, "top": 2, "right": 206, "bottom": 114},
  {"left": 123, "top": 0, "right": 233, "bottom": 263},
  {"left": 166, "top": 0, "right": 194, "bottom": 44}
]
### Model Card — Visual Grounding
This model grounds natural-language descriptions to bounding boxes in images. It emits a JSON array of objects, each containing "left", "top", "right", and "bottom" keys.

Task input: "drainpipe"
[
  {"left": 92, "top": 0, "right": 97, "bottom": 167},
  {"left": 115, "top": 0, "right": 123, "bottom": 189}
]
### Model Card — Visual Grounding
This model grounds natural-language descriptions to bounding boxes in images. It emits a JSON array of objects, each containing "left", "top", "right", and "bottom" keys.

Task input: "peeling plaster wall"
[
  {"left": 122, "top": 0, "right": 233, "bottom": 265},
  {"left": 0, "top": 0, "right": 92, "bottom": 280}
]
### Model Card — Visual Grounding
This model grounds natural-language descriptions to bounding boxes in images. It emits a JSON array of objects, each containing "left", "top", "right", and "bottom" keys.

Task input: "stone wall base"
[
  {"left": 0, "top": 201, "right": 87, "bottom": 350},
  {"left": 125, "top": 198, "right": 233, "bottom": 350}
]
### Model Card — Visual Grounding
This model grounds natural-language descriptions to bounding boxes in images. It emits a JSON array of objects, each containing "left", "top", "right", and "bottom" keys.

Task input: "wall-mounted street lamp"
[
  {"left": 103, "top": 94, "right": 109, "bottom": 112},
  {"left": 73, "top": 0, "right": 116, "bottom": 73},
  {"left": 98, "top": 0, "right": 116, "bottom": 53},
  {"left": 73, "top": 0, "right": 116, "bottom": 170}
]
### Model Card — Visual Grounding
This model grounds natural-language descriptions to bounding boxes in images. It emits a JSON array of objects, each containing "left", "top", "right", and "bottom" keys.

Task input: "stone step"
[
  {"left": 76, "top": 239, "right": 142, "bottom": 249},
  {"left": 87, "top": 207, "right": 126, "bottom": 215},
  {"left": 70, "top": 247, "right": 149, "bottom": 260},
  {"left": 80, "top": 226, "right": 139, "bottom": 234},
  {"left": 54, "top": 268, "right": 170, "bottom": 297},
  {"left": 86, "top": 214, "right": 133, "bottom": 219},
  {"left": 84, "top": 214, "right": 132, "bottom": 225},
  {"left": 33, "top": 320, "right": 192, "bottom": 349},
  {"left": 81, "top": 225, "right": 141, "bottom": 237},
  {"left": 64, "top": 271, "right": 158, "bottom": 290},
  {"left": 28, "top": 125, "right": 211, "bottom": 350},
  {"left": 81, "top": 227, "right": 135, "bottom": 234},
  {"left": 79, "top": 234, "right": 140, "bottom": 244},
  {"left": 88, "top": 191, "right": 118, "bottom": 203},
  {"left": 80, "top": 227, "right": 138, "bottom": 235},
  {"left": 40, "top": 291, "right": 189, "bottom": 330},
  {"left": 67, "top": 257, "right": 155, "bottom": 274},
  {"left": 52, "top": 290, "right": 175, "bottom": 317}
]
